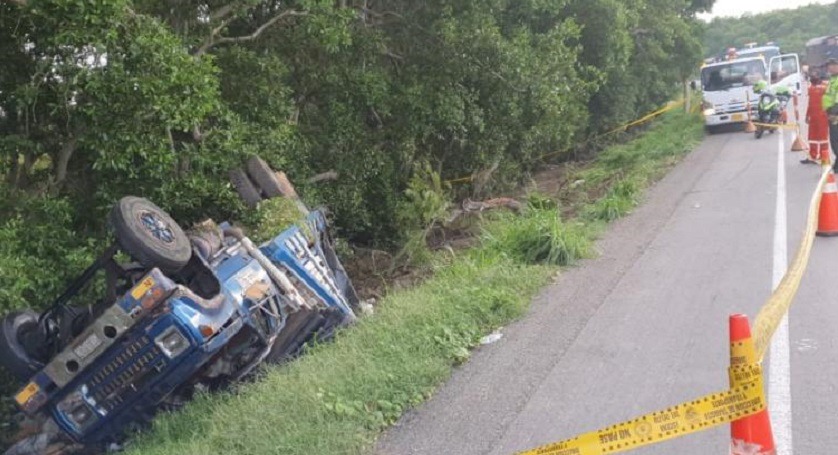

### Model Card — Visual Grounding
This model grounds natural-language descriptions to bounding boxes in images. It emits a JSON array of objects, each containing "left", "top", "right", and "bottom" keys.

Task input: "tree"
[
  {"left": 0, "top": 0, "right": 713, "bottom": 312},
  {"left": 704, "top": 2, "right": 838, "bottom": 59}
]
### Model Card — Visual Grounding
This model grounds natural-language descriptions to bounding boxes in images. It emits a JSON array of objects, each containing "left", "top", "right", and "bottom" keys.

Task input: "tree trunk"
[
  {"left": 684, "top": 80, "right": 691, "bottom": 113},
  {"left": 7, "top": 155, "right": 20, "bottom": 188},
  {"left": 55, "top": 137, "right": 78, "bottom": 185}
]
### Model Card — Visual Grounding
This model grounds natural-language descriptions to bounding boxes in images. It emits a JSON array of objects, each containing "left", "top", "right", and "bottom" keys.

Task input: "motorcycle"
[{"left": 755, "top": 92, "right": 790, "bottom": 139}]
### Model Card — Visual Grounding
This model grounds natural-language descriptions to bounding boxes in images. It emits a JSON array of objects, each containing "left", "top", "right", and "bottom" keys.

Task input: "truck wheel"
[
  {"left": 704, "top": 125, "right": 719, "bottom": 135},
  {"left": 229, "top": 168, "right": 263, "bottom": 208},
  {"left": 0, "top": 311, "right": 44, "bottom": 382},
  {"left": 109, "top": 197, "right": 192, "bottom": 274},
  {"left": 246, "top": 156, "right": 286, "bottom": 199}
]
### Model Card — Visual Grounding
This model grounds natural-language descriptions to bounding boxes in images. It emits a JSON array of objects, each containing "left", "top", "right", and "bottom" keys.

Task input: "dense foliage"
[
  {"left": 703, "top": 2, "right": 838, "bottom": 60},
  {"left": 0, "top": 0, "right": 710, "bottom": 314}
]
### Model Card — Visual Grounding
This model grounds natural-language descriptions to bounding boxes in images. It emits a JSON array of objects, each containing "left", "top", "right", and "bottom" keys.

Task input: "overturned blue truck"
[{"left": 1, "top": 157, "right": 359, "bottom": 454}]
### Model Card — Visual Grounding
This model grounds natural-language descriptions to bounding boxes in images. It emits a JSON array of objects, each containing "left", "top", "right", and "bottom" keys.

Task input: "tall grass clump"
[
  {"left": 482, "top": 205, "right": 591, "bottom": 266},
  {"left": 583, "top": 178, "right": 642, "bottom": 222}
]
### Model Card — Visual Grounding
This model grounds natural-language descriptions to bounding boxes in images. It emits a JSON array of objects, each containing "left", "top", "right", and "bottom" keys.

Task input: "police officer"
[{"left": 823, "top": 58, "right": 838, "bottom": 171}]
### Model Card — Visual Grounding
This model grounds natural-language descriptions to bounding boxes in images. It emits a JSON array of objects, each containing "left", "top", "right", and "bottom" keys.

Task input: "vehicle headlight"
[
  {"left": 67, "top": 403, "right": 94, "bottom": 428},
  {"left": 702, "top": 107, "right": 716, "bottom": 116},
  {"left": 58, "top": 391, "right": 96, "bottom": 431},
  {"left": 155, "top": 327, "right": 189, "bottom": 358}
]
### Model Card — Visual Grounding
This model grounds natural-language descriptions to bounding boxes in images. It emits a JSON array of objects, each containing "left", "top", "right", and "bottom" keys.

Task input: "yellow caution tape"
[
  {"left": 600, "top": 101, "right": 685, "bottom": 137},
  {"left": 445, "top": 175, "right": 475, "bottom": 185},
  {"left": 515, "top": 157, "right": 831, "bottom": 455},
  {"left": 515, "top": 364, "right": 766, "bottom": 455},
  {"left": 750, "top": 122, "right": 800, "bottom": 130},
  {"left": 752, "top": 166, "right": 830, "bottom": 360}
]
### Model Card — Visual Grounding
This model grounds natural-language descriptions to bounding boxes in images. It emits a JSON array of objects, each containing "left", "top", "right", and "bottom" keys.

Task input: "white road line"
[{"left": 769, "top": 129, "right": 793, "bottom": 455}]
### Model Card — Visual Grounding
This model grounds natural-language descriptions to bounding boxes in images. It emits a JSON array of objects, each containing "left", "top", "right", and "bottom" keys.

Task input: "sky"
[{"left": 700, "top": 0, "right": 835, "bottom": 19}]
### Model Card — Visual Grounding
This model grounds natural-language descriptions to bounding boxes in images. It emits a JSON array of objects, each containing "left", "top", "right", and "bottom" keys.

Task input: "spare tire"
[
  {"left": 109, "top": 196, "right": 192, "bottom": 274},
  {"left": 229, "top": 168, "right": 263, "bottom": 208},
  {"left": 246, "top": 156, "right": 285, "bottom": 199},
  {"left": 0, "top": 311, "right": 44, "bottom": 382}
]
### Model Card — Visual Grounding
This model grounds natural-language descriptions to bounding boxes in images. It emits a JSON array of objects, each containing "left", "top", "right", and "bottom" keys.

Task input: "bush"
[{"left": 0, "top": 186, "right": 99, "bottom": 313}]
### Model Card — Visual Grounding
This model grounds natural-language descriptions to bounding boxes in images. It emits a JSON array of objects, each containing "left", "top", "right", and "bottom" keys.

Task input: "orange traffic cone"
[
  {"left": 791, "top": 132, "right": 808, "bottom": 152},
  {"left": 817, "top": 171, "right": 838, "bottom": 237},
  {"left": 729, "top": 314, "right": 776, "bottom": 455},
  {"left": 744, "top": 121, "right": 757, "bottom": 133}
]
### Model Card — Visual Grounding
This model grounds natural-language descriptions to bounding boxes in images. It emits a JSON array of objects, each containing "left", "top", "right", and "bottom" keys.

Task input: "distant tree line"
[{"left": 703, "top": 2, "right": 838, "bottom": 61}]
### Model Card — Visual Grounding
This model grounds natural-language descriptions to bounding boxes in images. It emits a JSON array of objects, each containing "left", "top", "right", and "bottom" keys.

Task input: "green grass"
[
  {"left": 125, "top": 109, "right": 704, "bottom": 455},
  {"left": 481, "top": 208, "right": 592, "bottom": 266}
]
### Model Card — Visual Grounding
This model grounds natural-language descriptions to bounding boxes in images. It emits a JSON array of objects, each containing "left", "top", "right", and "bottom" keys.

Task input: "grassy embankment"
[{"left": 126, "top": 109, "right": 704, "bottom": 455}]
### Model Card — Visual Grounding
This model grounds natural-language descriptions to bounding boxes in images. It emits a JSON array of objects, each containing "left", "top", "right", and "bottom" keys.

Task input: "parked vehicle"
[
  {"left": 2, "top": 157, "right": 359, "bottom": 454},
  {"left": 701, "top": 44, "right": 801, "bottom": 133},
  {"left": 700, "top": 57, "right": 765, "bottom": 132},
  {"left": 806, "top": 35, "right": 838, "bottom": 80},
  {"left": 734, "top": 44, "right": 802, "bottom": 94}
]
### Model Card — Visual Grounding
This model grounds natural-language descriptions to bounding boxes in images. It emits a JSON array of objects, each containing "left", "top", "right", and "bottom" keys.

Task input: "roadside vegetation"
[
  {"left": 0, "top": 0, "right": 712, "bottom": 315},
  {"left": 125, "top": 109, "right": 704, "bottom": 455},
  {"left": 1, "top": 0, "right": 712, "bottom": 450}
]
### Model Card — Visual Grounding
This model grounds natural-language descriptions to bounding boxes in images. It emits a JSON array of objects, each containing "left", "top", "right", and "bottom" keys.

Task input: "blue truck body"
[{"left": 13, "top": 210, "right": 355, "bottom": 445}]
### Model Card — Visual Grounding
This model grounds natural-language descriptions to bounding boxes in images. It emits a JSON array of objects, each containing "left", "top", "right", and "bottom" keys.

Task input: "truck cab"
[{"left": 700, "top": 57, "right": 766, "bottom": 131}]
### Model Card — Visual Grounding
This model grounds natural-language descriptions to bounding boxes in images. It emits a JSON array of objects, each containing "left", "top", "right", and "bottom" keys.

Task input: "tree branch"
[
  {"left": 209, "top": 4, "right": 237, "bottom": 21},
  {"left": 308, "top": 170, "right": 339, "bottom": 184},
  {"left": 55, "top": 137, "right": 78, "bottom": 185},
  {"left": 5, "top": 0, "right": 28, "bottom": 6},
  {"left": 194, "top": 9, "right": 308, "bottom": 56}
]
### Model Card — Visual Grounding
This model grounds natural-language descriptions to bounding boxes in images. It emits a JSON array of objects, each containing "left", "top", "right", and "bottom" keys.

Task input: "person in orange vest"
[{"left": 805, "top": 75, "right": 830, "bottom": 164}]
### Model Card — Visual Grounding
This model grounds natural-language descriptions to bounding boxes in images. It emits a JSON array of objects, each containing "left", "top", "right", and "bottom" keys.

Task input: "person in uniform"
[{"left": 804, "top": 75, "right": 829, "bottom": 164}]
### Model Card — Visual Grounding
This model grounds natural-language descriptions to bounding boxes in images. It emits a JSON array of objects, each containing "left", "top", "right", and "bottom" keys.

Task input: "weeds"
[
  {"left": 246, "top": 197, "right": 308, "bottom": 244},
  {"left": 482, "top": 208, "right": 591, "bottom": 266},
  {"left": 583, "top": 178, "right": 642, "bottom": 222},
  {"left": 394, "top": 163, "right": 451, "bottom": 268}
]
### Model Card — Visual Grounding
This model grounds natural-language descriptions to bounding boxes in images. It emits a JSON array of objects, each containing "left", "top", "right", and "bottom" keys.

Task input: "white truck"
[
  {"left": 700, "top": 57, "right": 766, "bottom": 132},
  {"left": 700, "top": 51, "right": 801, "bottom": 132},
  {"left": 736, "top": 45, "right": 803, "bottom": 92}
]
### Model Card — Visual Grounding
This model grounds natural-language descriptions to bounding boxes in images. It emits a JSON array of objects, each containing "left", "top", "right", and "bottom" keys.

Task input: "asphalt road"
[{"left": 376, "top": 97, "right": 838, "bottom": 455}]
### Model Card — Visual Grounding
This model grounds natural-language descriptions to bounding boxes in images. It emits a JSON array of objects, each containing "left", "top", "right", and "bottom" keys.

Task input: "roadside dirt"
[{"left": 343, "top": 159, "right": 604, "bottom": 301}]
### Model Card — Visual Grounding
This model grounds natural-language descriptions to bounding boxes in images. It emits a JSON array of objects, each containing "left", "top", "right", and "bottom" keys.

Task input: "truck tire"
[
  {"left": 109, "top": 196, "right": 192, "bottom": 274},
  {"left": 229, "top": 168, "right": 263, "bottom": 208},
  {"left": 245, "top": 156, "right": 285, "bottom": 199},
  {"left": 0, "top": 311, "right": 44, "bottom": 382}
]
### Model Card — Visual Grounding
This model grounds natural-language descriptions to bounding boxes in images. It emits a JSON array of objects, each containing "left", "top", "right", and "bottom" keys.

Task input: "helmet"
[
  {"left": 775, "top": 85, "right": 791, "bottom": 96},
  {"left": 753, "top": 80, "right": 768, "bottom": 93}
]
